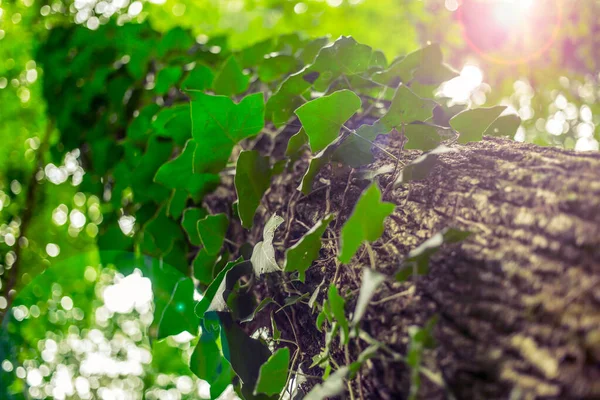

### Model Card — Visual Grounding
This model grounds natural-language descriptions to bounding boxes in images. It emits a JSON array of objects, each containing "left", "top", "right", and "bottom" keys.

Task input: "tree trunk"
[{"left": 210, "top": 134, "right": 600, "bottom": 400}]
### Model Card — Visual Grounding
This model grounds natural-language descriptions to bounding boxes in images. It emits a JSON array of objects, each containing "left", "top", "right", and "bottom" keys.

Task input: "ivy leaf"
[
  {"left": 181, "top": 64, "right": 214, "bottom": 91},
  {"left": 190, "top": 318, "right": 223, "bottom": 383},
  {"left": 254, "top": 347, "right": 290, "bottom": 396},
  {"left": 258, "top": 55, "right": 300, "bottom": 82},
  {"left": 407, "top": 316, "right": 439, "bottom": 400},
  {"left": 271, "top": 314, "right": 281, "bottom": 341},
  {"left": 197, "top": 213, "right": 229, "bottom": 256},
  {"left": 152, "top": 104, "right": 192, "bottom": 146},
  {"left": 332, "top": 123, "right": 385, "bottom": 168},
  {"left": 396, "top": 228, "right": 471, "bottom": 282},
  {"left": 195, "top": 258, "right": 243, "bottom": 318},
  {"left": 483, "top": 114, "right": 522, "bottom": 137},
  {"left": 295, "top": 89, "right": 362, "bottom": 152},
  {"left": 382, "top": 85, "right": 437, "bottom": 127},
  {"left": 299, "top": 135, "right": 344, "bottom": 194},
  {"left": 190, "top": 92, "right": 265, "bottom": 174},
  {"left": 235, "top": 150, "right": 272, "bottom": 229},
  {"left": 141, "top": 206, "right": 183, "bottom": 257},
  {"left": 333, "top": 86, "right": 436, "bottom": 167},
  {"left": 309, "top": 36, "right": 374, "bottom": 92},
  {"left": 394, "top": 146, "right": 457, "bottom": 186},
  {"left": 404, "top": 123, "right": 444, "bottom": 151},
  {"left": 349, "top": 345, "right": 380, "bottom": 376},
  {"left": 450, "top": 106, "right": 506, "bottom": 144},
  {"left": 155, "top": 140, "right": 221, "bottom": 200},
  {"left": 167, "top": 189, "right": 188, "bottom": 219},
  {"left": 157, "top": 278, "right": 200, "bottom": 339},
  {"left": 218, "top": 313, "right": 273, "bottom": 400},
  {"left": 241, "top": 297, "right": 273, "bottom": 323},
  {"left": 127, "top": 104, "right": 160, "bottom": 141},
  {"left": 284, "top": 214, "right": 334, "bottom": 282},
  {"left": 285, "top": 128, "right": 309, "bottom": 166},
  {"left": 267, "top": 36, "right": 373, "bottom": 126},
  {"left": 208, "top": 260, "right": 253, "bottom": 313},
  {"left": 155, "top": 66, "right": 182, "bottom": 95},
  {"left": 305, "top": 366, "right": 349, "bottom": 400},
  {"left": 212, "top": 56, "right": 250, "bottom": 96},
  {"left": 373, "top": 44, "right": 456, "bottom": 87},
  {"left": 352, "top": 268, "right": 386, "bottom": 326},
  {"left": 251, "top": 214, "right": 284, "bottom": 275},
  {"left": 193, "top": 248, "right": 219, "bottom": 285},
  {"left": 181, "top": 207, "right": 208, "bottom": 246},
  {"left": 237, "top": 37, "right": 276, "bottom": 68},
  {"left": 328, "top": 284, "right": 349, "bottom": 345},
  {"left": 339, "top": 183, "right": 395, "bottom": 264}
]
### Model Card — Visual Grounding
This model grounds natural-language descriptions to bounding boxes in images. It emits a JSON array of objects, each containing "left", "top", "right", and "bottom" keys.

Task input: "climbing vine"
[{"left": 36, "top": 20, "right": 521, "bottom": 399}]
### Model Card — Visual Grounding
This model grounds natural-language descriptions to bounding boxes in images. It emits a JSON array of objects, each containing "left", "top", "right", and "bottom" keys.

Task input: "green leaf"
[
  {"left": 167, "top": 189, "right": 188, "bottom": 219},
  {"left": 333, "top": 86, "right": 436, "bottom": 167},
  {"left": 254, "top": 347, "right": 290, "bottom": 396},
  {"left": 382, "top": 85, "right": 437, "bottom": 128},
  {"left": 394, "top": 146, "right": 456, "bottom": 186},
  {"left": 182, "top": 64, "right": 214, "bottom": 91},
  {"left": 141, "top": 206, "right": 183, "bottom": 257},
  {"left": 181, "top": 207, "right": 208, "bottom": 246},
  {"left": 295, "top": 89, "right": 362, "bottom": 152},
  {"left": 193, "top": 248, "right": 219, "bottom": 285},
  {"left": 352, "top": 268, "right": 386, "bottom": 326},
  {"left": 299, "top": 135, "right": 343, "bottom": 194},
  {"left": 197, "top": 213, "right": 229, "bottom": 255},
  {"left": 208, "top": 260, "right": 254, "bottom": 313},
  {"left": 328, "top": 284, "right": 349, "bottom": 345},
  {"left": 152, "top": 104, "right": 192, "bottom": 146},
  {"left": 251, "top": 214, "right": 284, "bottom": 275},
  {"left": 271, "top": 314, "right": 281, "bottom": 341},
  {"left": 407, "top": 316, "right": 439, "bottom": 400},
  {"left": 195, "top": 258, "right": 243, "bottom": 318},
  {"left": 285, "top": 128, "right": 309, "bottom": 165},
  {"left": 157, "top": 278, "right": 200, "bottom": 339},
  {"left": 339, "top": 183, "right": 395, "bottom": 264},
  {"left": 396, "top": 228, "right": 471, "bottom": 282},
  {"left": 258, "top": 55, "right": 300, "bottom": 82},
  {"left": 157, "top": 26, "right": 194, "bottom": 57},
  {"left": 190, "top": 319, "right": 223, "bottom": 382},
  {"left": 212, "top": 56, "right": 250, "bottom": 96},
  {"left": 155, "top": 66, "right": 182, "bottom": 95},
  {"left": 127, "top": 104, "right": 160, "bottom": 141},
  {"left": 241, "top": 297, "right": 273, "bottom": 323},
  {"left": 450, "top": 106, "right": 506, "bottom": 144},
  {"left": 305, "top": 366, "right": 349, "bottom": 400},
  {"left": 155, "top": 140, "right": 221, "bottom": 200},
  {"left": 373, "top": 44, "right": 457, "bottom": 87},
  {"left": 332, "top": 123, "right": 385, "bottom": 168},
  {"left": 190, "top": 92, "right": 265, "bottom": 174},
  {"left": 404, "top": 123, "right": 444, "bottom": 151},
  {"left": 310, "top": 36, "right": 374, "bottom": 92},
  {"left": 218, "top": 313, "right": 273, "bottom": 400},
  {"left": 267, "top": 36, "right": 374, "bottom": 126},
  {"left": 483, "top": 114, "right": 522, "bottom": 137},
  {"left": 235, "top": 150, "right": 272, "bottom": 229},
  {"left": 237, "top": 38, "right": 276, "bottom": 68},
  {"left": 284, "top": 214, "right": 334, "bottom": 282},
  {"left": 349, "top": 344, "right": 380, "bottom": 376}
]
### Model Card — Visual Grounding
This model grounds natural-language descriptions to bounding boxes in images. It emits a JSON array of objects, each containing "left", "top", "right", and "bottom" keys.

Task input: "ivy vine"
[{"left": 38, "top": 20, "right": 521, "bottom": 399}]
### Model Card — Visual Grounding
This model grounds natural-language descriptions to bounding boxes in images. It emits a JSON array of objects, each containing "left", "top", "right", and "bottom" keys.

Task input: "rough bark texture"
[{"left": 208, "top": 134, "right": 600, "bottom": 400}]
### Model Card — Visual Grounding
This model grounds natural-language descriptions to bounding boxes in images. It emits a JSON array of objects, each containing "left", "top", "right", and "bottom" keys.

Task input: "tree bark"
[{"left": 209, "top": 134, "right": 600, "bottom": 400}]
